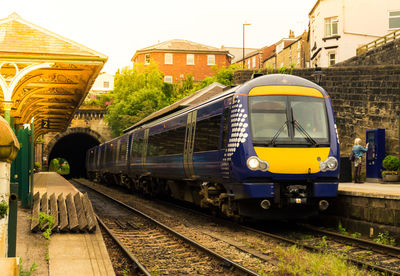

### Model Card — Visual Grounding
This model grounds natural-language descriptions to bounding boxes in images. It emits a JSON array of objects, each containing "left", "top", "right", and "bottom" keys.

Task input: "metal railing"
[{"left": 356, "top": 29, "right": 400, "bottom": 55}]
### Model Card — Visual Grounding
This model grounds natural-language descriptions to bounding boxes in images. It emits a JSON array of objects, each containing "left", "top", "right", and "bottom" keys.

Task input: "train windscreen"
[{"left": 249, "top": 95, "right": 330, "bottom": 146}]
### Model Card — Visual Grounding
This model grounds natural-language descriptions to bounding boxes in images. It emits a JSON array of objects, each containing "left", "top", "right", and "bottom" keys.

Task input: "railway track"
[
  {"left": 73, "top": 179, "right": 400, "bottom": 275},
  {"left": 70, "top": 179, "right": 260, "bottom": 275},
  {"left": 293, "top": 224, "right": 400, "bottom": 275}
]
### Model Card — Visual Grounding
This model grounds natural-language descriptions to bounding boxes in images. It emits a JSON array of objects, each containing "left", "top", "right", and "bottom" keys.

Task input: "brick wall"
[
  {"left": 234, "top": 65, "right": 400, "bottom": 157},
  {"left": 134, "top": 52, "right": 230, "bottom": 83}
]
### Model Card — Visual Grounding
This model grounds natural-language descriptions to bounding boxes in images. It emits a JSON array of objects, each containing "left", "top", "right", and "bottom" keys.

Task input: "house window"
[
  {"left": 207, "top": 55, "right": 215, "bottom": 65},
  {"left": 145, "top": 54, "right": 150, "bottom": 65},
  {"left": 165, "top": 53, "right": 173, "bottom": 64},
  {"left": 325, "top": 17, "right": 338, "bottom": 37},
  {"left": 164, "top": 75, "right": 173, "bottom": 84},
  {"left": 389, "top": 11, "right": 400, "bottom": 29},
  {"left": 329, "top": 53, "right": 336, "bottom": 66},
  {"left": 252, "top": 56, "right": 256, "bottom": 68},
  {"left": 103, "top": 81, "right": 109, "bottom": 88},
  {"left": 247, "top": 60, "right": 251, "bottom": 69},
  {"left": 187, "top": 54, "right": 195, "bottom": 65}
]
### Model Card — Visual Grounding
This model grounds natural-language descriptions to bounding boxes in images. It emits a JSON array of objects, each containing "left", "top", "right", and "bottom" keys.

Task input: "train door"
[
  {"left": 184, "top": 111, "right": 197, "bottom": 179},
  {"left": 142, "top": 128, "right": 149, "bottom": 172}
]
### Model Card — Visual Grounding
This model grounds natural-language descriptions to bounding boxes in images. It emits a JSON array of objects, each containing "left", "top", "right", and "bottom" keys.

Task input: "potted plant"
[{"left": 382, "top": 155, "right": 400, "bottom": 182}]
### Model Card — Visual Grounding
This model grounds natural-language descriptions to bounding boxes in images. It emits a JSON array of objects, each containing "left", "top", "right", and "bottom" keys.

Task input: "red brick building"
[{"left": 131, "top": 39, "right": 231, "bottom": 83}]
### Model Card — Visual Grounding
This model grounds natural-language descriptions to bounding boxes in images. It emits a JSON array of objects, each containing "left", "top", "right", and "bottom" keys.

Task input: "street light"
[{"left": 243, "top": 23, "right": 251, "bottom": 69}]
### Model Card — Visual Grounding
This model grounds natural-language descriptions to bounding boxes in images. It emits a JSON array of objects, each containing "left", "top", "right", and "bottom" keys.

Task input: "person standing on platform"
[{"left": 352, "top": 138, "right": 369, "bottom": 183}]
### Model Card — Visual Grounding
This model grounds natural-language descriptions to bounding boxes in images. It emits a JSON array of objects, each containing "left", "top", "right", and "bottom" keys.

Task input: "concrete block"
[
  {"left": 65, "top": 193, "right": 79, "bottom": 232},
  {"left": 394, "top": 210, "right": 400, "bottom": 226},
  {"left": 370, "top": 199, "right": 386, "bottom": 209},
  {"left": 348, "top": 206, "right": 364, "bottom": 220},
  {"left": 57, "top": 194, "right": 68, "bottom": 232},
  {"left": 370, "top": 208, "right": 395, "bottom": 225},
  {"left": 73, "top": 193, "right": 88, "bottom": 232},
  {"left": 49, "top": 193, "right": 58, "bottom": 232},
  {"left": 30, "top": 192, "right": 40, "bottom": 232},
  {"left": 351, "top": 196, "right": 369, "bottom": 207},
  {"left": 386, "top": 200, "right": 400, "bottom": 211},
  {"left": 82, "top": 193, "right": 96, "bottom": 232},
  {"left": 39, "top": 192, "right": 49, "bottom": 234}
]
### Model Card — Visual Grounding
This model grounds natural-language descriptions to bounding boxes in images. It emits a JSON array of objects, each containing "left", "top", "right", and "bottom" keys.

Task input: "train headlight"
[
  {"left": 247, "top": 156, "right": 269, "bottom": 172},
  {"left": 319, "top": 157, "right": 338, "bottom": 172}
]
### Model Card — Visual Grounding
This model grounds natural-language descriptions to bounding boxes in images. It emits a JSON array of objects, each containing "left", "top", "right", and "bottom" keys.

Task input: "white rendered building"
[
  {"left": 91, "top": 72, "right": 114, "bottom": 94},
  {"left": 309, "top": 0, "right": 400, "bottom": 67}
]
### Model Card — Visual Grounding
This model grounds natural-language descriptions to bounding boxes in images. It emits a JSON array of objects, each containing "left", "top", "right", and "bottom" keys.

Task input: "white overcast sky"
[{"left": 1, "top": 0, "right": 317, "bottom": 74}]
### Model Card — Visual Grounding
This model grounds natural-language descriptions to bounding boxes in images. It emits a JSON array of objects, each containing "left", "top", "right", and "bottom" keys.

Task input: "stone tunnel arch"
[{"left": 44, "top": 127, "right": 106, "bottom": 178}]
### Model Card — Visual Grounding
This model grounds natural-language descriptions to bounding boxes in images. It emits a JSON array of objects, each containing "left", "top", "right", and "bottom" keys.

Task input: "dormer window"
[{"left": 325, "top": 17, "right": 338, "bottom": 37}]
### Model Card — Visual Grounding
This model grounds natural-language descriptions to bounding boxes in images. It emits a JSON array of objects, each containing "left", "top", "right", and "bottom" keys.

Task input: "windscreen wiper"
[
  {"left": 292, "top": 119, "right": 319, "bottom": 147},
  {"left": 269, "top": 121, "right": 288, "bottom": 146}
]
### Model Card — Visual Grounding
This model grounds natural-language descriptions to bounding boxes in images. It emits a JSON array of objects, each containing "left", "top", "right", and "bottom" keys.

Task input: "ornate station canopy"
[{"left": 0, "top": 13, "right": 107, "bottom": 138}]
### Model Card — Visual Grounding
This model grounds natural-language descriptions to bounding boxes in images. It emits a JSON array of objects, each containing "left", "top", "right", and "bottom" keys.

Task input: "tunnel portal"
[{"left": 48, "top": 132, "right": 100, "bottom": 178}]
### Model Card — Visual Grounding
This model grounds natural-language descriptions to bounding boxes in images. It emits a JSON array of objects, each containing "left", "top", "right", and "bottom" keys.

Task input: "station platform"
[
  {"left": 16, "top": 172, "right": 114, "bottom": 276},
  {"left": 323, "top": 181, "right": 400, "bottom": 237},
  {"left": 338, "top": 182, "right": 400, "bottom": 199}
]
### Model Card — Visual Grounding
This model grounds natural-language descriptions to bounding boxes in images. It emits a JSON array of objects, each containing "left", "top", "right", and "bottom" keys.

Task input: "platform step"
[{"left": 31, "top": 192, "right": 96, "bottom": 233}]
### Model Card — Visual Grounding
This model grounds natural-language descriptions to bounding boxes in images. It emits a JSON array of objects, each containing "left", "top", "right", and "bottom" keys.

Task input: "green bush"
[
  {"left": 0, "top": 200, "right": 8, "bottom": 219},
  {"left": 382, "top": 155, "right": 400, "bottom": 171}
]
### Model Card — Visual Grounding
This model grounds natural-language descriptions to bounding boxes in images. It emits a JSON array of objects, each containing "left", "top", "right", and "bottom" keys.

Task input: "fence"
[{"left": 356, "top": 29, "right": 400, "bottom": 55}]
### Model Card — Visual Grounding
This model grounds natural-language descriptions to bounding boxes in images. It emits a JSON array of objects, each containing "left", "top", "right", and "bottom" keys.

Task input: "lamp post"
[
  {"left": 312, "top": 65, "right": 324, "bottom": 85},
  {"left": 242, "top": 23, "right": 251, "bottom": 69}
]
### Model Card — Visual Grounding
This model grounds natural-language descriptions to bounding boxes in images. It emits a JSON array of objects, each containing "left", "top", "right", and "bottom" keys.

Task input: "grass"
[
  {"left": 374, "top": 231, "right": 396, "bottom": 246},
  {"left": 273, "top": 245, "right": 380, "bottom": 275},
  {"left": 19, "top": 258, "right": 38, "bottom": 276},
  {"left": 38, "top": 212, "right": 55, "bottom": 262}
]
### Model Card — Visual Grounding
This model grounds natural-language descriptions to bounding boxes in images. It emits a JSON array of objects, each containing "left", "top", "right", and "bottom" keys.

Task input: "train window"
[
  {"left": 131, "top": 138, "right": 143, "bottom": 158},
  {"left": 147, "top": 126, "right": 186, "bottom": 156},
  {"left": 119, "top": 139, "right": 128, "bottom": 161},
  {"left": 249, "top": 95, "right": 329, "bottom": 145},
  {"left": 194, "top": 114, "right": 221, "bottom": 152},
  {"left": 291, "top": 97, "right": 328, "bottom": 140},
  {"left": 249, "top": 96, "right": 288, "bottom": 139},
  {"left": 165, "top": 126, "right": 186, "bottom": 154}
]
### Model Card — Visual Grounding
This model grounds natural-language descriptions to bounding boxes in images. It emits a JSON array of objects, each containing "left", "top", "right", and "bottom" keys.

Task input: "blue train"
[{"left": 86, "top": 74, "right": 340, "bottom": 219}]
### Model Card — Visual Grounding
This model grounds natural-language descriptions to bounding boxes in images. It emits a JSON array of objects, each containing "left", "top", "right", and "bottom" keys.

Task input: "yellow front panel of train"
[
  {"left": 248, "top": 85, "right": 325, "bottom": 98},
  {"left": 254, "top": 147, "right": 331, "bottom": 174}
]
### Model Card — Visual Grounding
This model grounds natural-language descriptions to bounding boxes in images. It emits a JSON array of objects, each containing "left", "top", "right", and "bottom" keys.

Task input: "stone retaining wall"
[{"left": 319, "top": 193, "right": 400, "bottom": 239}]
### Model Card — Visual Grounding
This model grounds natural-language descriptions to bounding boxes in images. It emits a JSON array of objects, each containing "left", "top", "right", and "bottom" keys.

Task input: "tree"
[
  {"left": 105, "top": 63, "right": 240, "bottom": 136},
  {"left": 197, "top": 64, "right": 240, "bottom": 89},
  {"left": 105, "top": 63, "right": 170, "bottom": 136}
]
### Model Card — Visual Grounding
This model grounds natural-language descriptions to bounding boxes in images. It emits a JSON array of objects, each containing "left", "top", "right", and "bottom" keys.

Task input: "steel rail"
[
  {"left": 72, "top": 180, "right": 260, "bottom": 276},
  {"left": 238, "top": 224, "right": 400, "bottom": 276},
  {"left": 299, "top": 223, "right": 400, "bottom": 258},
  {"left": 96, "top": 215, "right": 152, "bottom": 276}
]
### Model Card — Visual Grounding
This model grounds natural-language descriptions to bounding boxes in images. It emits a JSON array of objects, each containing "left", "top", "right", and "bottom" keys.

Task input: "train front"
[{"left": 227, "top": 74, "right": 339, "bottom": 219}]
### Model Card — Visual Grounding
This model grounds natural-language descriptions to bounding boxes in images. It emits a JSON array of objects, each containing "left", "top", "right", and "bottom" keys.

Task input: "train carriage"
[{"left": 86, "top": 74, "right": 340, "bottom": 220}]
